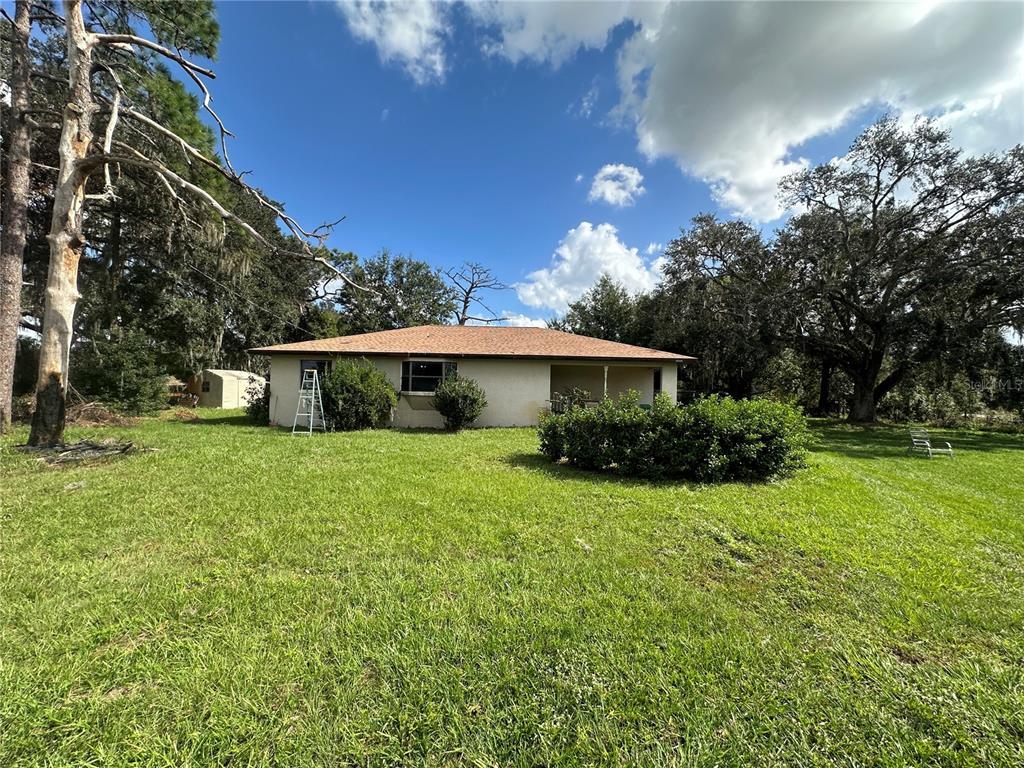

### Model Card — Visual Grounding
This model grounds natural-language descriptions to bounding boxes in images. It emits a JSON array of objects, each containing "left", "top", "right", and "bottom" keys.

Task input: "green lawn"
[{"left": 2, "top": 413, "right": 1023, "bottom": 766}]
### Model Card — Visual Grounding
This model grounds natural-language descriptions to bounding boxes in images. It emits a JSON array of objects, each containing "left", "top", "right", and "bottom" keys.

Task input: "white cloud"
[
  {"left": 335, "top": 0, "right": 449, "bottom": 84},
  {"left": 569, "top": 83, "right": 599, "bottom": 118},
  {"left": 574, "top": 173, "right": 584, "bottom": 183},
  {"left": 461, "top": 1, "right": 1023, "bottom": 221},
  {"left": 624, "top": 2, "right": 1024, "bottom": 220},
  {"left": 380, "top": 107, "right": 390, "bottom": 122},
  {"left": 515, "top": 221, "right": 661, "bottom": 312},
  {"left": 465, "top": 1, "right": 655, "bottom": 66},
  {"left": 645, "top": 242, "right": 662, "bottom": 256},
  {"left": 588, "top": 163, "right": 645, "bottom": 207},
  {"left": 337, "top": 2, "right": 1022, "bottom": 219},
  {"left": 501, "top": 313, "right": 548, "bottom": 328}
]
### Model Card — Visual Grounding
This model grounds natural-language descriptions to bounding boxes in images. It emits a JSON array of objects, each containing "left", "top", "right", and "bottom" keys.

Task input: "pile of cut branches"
[{"left": 66, "top": 401, "right": 138, "bottom": 427}]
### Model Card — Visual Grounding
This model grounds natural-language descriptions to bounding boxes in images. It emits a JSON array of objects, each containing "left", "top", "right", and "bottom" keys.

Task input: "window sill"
[{"left": 400, "top": 391, "right": 437, "bottom": 410}]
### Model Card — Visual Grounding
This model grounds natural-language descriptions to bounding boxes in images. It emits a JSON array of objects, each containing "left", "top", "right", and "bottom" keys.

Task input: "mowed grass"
[{"left": 2, "top": 413, "right": 1023, "bottom": 767}]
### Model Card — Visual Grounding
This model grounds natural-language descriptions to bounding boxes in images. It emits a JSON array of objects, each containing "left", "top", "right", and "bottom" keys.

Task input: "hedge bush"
[
  {"left": 321, "top": 359, "right": 397, "bottom": 431},
  {"left": 70, "top": 328, "right": 168, "bottom": 414},
  {"left": 431, "top": 374, "right": 487, "bottom": 430},
  {"left": 539, "top": 393, "right": 809, "bottom": 482},
  {"left": 244, "top": 377, "right": 271, "bottom": 425}
]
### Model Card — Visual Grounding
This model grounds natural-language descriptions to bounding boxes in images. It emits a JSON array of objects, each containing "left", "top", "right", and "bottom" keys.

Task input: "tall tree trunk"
[
  {"left": 29, "top": 0, "right": 96, "bottom": 446},
  {"left": 847, "top": 353, "right": 885, "bottom": 423},
  {"left": 815, "top": 358, "right": 833, "bottom": 416},
  {"left": 0, "top": 0, "right": 32, "bottom": 433},
  {"left": 848, "top": 379, "right": 878, "bottom": 422}
]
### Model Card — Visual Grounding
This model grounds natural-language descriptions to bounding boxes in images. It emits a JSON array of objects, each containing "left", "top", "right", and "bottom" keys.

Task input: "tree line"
[
  {"left": 2, "top": 5, "right": 1021, "bottom": 437},
  {"left": 553, "top": 119, "right": 1024, "bottom": 423},
  {"left": 0, "top": 1, "right": 507, "bottom": 443}
]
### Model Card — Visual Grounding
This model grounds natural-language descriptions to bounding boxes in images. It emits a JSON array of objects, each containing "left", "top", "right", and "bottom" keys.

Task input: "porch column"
[{"left": 603, "top": 365, "right": 608, "bottom": 399}]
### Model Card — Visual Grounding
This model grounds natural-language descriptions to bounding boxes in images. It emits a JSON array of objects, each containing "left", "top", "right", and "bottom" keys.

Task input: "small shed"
[{"left": 190, "top": 369, "right": 265, "bottom": 409}]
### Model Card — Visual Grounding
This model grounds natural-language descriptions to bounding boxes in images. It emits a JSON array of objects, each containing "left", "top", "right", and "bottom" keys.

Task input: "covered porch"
[{"left": 548, "top": 362, "right": 664, "bottom": 412}]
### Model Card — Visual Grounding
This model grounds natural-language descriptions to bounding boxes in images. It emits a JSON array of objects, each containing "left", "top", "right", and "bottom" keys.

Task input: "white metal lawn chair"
[{"left": 908, "top": 429, "right": 953, "bottom": 459}]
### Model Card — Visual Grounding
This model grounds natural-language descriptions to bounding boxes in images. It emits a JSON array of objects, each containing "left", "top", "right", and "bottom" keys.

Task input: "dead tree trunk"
[
  {"left": 29, "top": 0, "right": 96, "bottom": 446},
  {"left": 25, "top": 0, "right": 360, "bottom": 444},
  {"left": 0, "top": 0, "right": 32, "bottom": 432}
]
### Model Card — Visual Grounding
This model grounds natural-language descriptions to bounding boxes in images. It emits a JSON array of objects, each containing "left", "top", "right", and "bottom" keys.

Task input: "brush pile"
[{"left": 20, "top": 438, "right": 140, "bottom": 466}]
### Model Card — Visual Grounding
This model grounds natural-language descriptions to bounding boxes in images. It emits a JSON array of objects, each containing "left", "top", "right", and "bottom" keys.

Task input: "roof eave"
[{"left": 248, "top": 348, "right": 694, "bottom": 363}]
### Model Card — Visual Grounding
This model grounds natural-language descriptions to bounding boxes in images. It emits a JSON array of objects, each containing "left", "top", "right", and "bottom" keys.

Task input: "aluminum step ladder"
[{"left": 292, "top": 368, "right": 326, "bottom": 435}]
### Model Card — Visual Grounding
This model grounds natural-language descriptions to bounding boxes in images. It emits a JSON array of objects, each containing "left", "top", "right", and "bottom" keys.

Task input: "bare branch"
[
  {"left": 94, "top": 63, "right": 123, "bottom": 198},
  {"left": 107, "top": 101, "right": 344, "bottom": 254},
  {"left": 446, "top": 262, "right": 509, "bottom": 324},
  {"left": 83, "top": 149, "right": 369, "bottom": 291},
  {"left": 93, "top": 32, "right": 216, "bottom": 77},
  {"left": 89, "top": 28, "right": 346, "bottom": 257}
]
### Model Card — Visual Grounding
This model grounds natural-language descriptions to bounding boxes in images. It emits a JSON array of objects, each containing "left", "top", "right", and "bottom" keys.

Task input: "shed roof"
[
  {"left": 249, "top": 325, "right": 693, "bottom": 363},
  {"left": 203, "top": 369, "right": 264, "bottom": 380}
]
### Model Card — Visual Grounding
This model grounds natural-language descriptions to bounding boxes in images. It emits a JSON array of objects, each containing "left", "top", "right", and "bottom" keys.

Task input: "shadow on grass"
[
  {"left": 502, "top": 452, "right": 790, "bottom": 490},
  {"left": 503, "top": 452, "right": 680, "bottom": 488},
  {"left": 811, "top": 420, "right": 1024, "bottom": 460}
]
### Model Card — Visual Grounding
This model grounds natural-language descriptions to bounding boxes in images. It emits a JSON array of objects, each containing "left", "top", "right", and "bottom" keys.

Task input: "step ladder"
[{"left": 292, "top": 368, "right": 326, "bottom": 435}]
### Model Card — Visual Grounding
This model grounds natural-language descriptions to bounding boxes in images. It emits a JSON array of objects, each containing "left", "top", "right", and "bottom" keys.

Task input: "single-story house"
[
  {"left": 188, "top": 369, "right": 266, "bottom": 409},
  {"left": 250, "top": 325, "right": 693, "bottom": 429}
]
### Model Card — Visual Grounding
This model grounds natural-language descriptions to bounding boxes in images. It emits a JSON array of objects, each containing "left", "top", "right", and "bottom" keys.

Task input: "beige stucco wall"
[
  {"left": 269, "top": 355, "right": 330, "bottom": 426},
  {"left": 268, "top": 355, "right": 679, "bottom": 428},
  {"left": 662, "top": 363, "right": 678, "bottom": 403}
]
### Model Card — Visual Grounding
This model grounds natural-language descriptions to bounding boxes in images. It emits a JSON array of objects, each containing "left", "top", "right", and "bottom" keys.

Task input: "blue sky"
[{"left": 201, "top": 1, "right": 1023, "bottom": 324}]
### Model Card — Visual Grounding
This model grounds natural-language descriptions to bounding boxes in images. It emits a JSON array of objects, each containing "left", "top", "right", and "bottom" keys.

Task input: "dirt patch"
[
  {"left": 890, "top": 644, "right": 926, "bottom": 665},
  {"left": 168, "top": 407, "right": 200, "bottom": 423}
]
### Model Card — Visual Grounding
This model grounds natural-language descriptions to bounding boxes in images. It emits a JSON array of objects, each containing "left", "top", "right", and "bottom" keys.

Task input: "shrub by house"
[
  {"left": 431, "top": 375, "right": 487, "bottom": 431},
  {"left": 321, "top": 359, "right": 397, "bottom": 431},
  {"left": 539, "top": 393, "right": 810, "bottom": 482}
]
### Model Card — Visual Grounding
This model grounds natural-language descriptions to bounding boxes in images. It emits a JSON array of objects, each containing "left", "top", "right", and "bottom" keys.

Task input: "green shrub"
[
  {"left": 245, "top": 377, "right": 271, "bottom": 425},
  {"left": 538, "top": 393, "right": 809, "bottom": 482},
  {"left": 321, "top": 359, "right": 397, "bottom": 431},
  {"left": 431, "top": 375, "right": 487, "bottom": 431},
  {"left": 879, "top": 373, "right": 983, "bottom": 426},
  {"left": 13, "top": 337, "right": 39, "bottom": 396},
  {"left": 70, "top": 328, "right": 168, "bottom": 414}
]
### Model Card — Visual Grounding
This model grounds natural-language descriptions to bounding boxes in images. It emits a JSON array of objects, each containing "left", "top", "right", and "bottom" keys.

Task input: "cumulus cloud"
[
  {"left": 335, "top": 0, "right": 449, "bottom": 84},
  {"left": 501, "top": 313, "right": 548, "bottom": 328},
  {"left": 625, "top": 2, "right": 1024, "bottom": 219},
  {"left": 588, "top": 164, "right": 645, "bottom": 207},
  {"left": 338, "top": 2, "right": 1022, "bottom": 220},
  {"left": 465, "top": 1, "right": 655, "bottom": 66},
  {"left": 515, "top": 221, "right": 661, "bottom": 312}
]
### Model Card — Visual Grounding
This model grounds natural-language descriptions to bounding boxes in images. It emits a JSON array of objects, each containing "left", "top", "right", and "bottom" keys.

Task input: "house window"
[
  {"left": 401, "top": 360, "right": 456, "bottom": 392},
  {"left": 653, "top": 368, "right": 662, "bottom": 395},
  {"left": 201, "top": 381, "right": 211, "bottom": 393},
  {"left": 300, "top": 359, "right": 330, "bottom": 384}
]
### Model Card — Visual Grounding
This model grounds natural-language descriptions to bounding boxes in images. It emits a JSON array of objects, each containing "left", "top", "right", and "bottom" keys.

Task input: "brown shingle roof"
[{"left": 250, "top": 325, "right": 693, "bottom": 363}]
